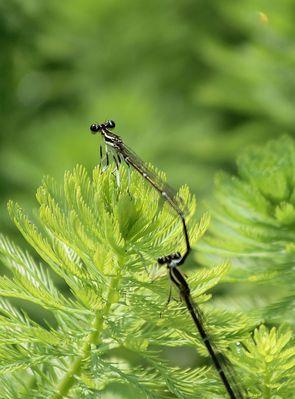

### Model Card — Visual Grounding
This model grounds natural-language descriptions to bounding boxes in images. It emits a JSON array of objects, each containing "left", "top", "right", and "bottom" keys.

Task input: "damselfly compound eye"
[
  {"left": 106, "top": 120, "right": 116, "bottom": 129},
  {"left": 90, "top": 123, "right": 100, "bottom": 133}
]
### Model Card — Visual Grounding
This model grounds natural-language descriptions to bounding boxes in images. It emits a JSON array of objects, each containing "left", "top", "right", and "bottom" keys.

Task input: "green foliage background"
[
  {"left": 1, "top": 0, "right": 295, "bottom": 233},
  {"left": 0, "top": 1, "right": 294, "bottom": 398}
]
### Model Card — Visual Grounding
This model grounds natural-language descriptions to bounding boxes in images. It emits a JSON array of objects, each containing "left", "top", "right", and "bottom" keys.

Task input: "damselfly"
[
  {"left": 90, "top": 120, "right": 190, "bottom": 267},
  {"left": 90, "top": 120, "right": 245, "bottom": 398},
  {"left": 162, "top": 255, "right": 246, "bottom": 399}
]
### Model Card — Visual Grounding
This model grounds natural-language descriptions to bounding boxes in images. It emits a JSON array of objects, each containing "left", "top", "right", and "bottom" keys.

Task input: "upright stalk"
[{"left": 51, "top": 275, "right": 121, "bottom": 399}]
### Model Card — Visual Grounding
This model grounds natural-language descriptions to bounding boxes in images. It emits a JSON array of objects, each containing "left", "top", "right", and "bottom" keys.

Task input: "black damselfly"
[
  {"left": 90, "top": 120, "right": 245, "bottom": 398},
  {"left": 160, "top": 254, "right": 247, "bottom": 399},
  {"left": 90, "top": 120, "right": 190, "bottom": 267}
]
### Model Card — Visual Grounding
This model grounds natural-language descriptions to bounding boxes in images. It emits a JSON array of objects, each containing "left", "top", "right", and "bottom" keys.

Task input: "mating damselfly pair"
[{"left": 90, "top": 120, "right": 247, "bottom": 399}]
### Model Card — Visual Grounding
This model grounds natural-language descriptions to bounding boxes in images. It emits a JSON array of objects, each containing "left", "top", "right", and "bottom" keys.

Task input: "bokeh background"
[
  {"left": 1, "top": 0, "right": 295, "bottom": 240},
  {"left": 0, "top": 1, "right": 294, "bottom": 395}
]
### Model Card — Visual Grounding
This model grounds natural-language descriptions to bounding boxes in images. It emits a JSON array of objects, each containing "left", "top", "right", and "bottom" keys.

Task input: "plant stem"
[{"left": 51, "top": 276, "right": 120, "bottom": 399}]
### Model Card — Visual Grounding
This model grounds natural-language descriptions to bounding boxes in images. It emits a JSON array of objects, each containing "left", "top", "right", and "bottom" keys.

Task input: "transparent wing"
[{"left": 114, "top": 140, "right": 188, "bottom": 216}]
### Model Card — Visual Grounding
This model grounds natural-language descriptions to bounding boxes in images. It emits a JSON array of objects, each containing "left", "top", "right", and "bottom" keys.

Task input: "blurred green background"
[
  {"left": 1, "top": 0, "right": 295, "bottom": 235},
  {"left": 0, "top": 2, "right": 294, "bottom": 395}
]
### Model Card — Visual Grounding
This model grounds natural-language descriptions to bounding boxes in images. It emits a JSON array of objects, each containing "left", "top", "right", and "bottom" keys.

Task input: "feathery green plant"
[
  {"left": 199, "top": 136, "right": 295, "bottom": 329},
  {"left": 234, "top": 325, "right": 294, "bottom": 398},
  {"left": 196, "top": 135, "right": 295, "bottom": 398},
  {"left": 0, "top": 162, "right": 293, "bottom": 398},
  {"left": 0, "top": 163, "right": 251, "bottom": 399}
]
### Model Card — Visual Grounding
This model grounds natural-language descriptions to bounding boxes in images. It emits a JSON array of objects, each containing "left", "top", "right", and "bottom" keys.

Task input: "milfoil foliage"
[
  {"left": 0, "top": 164, "right": 293, "bottom": 398},
  {"left": 200, "top": 136, "right": 295, "bottom": 325},
  {"left": 234, "top": 325, "right": 295, "bottom": 398}
]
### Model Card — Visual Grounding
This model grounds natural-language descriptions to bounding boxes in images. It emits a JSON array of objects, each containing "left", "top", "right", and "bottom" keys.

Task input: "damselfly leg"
[{"left": 98, "top": 143, "right": 110, "bottom": 173}]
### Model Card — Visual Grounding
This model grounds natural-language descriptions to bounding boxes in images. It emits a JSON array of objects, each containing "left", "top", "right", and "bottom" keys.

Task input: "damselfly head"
[
  {"left": 157, "top": 252, "right": 182, "bottom": 265},
  {"left": 90, "top": 120, "right": 116, "bottom": 134}
]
